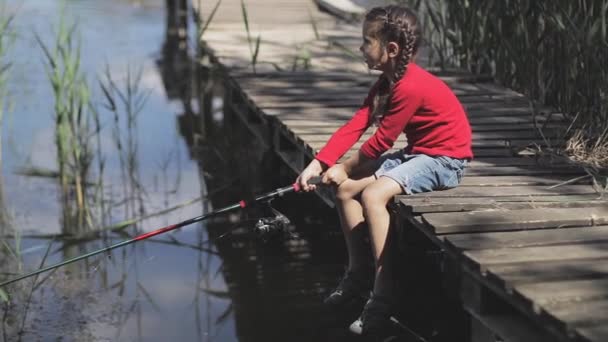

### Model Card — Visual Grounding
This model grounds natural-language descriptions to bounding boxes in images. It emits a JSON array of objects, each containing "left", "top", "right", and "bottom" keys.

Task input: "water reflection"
[{"left": 0, "top": 0, "right": 357, "bottom": 341}]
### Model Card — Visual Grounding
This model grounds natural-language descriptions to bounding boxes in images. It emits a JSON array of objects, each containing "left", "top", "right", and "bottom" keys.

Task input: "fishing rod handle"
[{"left": 292, "top": 175, "right": 323, "bottom": 192}]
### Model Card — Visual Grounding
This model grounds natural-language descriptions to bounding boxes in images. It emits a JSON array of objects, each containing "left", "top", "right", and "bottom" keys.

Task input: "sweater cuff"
[{"left": 314, "top": 156, "right": 334, "bottom": 168}]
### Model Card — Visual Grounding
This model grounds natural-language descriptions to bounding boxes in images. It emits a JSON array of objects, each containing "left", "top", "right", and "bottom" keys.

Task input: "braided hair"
[{"left": 365, "top": 6, "right": 421, "bottom": 125}]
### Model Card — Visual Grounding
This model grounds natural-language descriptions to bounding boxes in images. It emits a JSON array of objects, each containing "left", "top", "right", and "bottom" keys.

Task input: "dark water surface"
[{"left": 0, "top": 1, "right": 353, "bottom": 341}]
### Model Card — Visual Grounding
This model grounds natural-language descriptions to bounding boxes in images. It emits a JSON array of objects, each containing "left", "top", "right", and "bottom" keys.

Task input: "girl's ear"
[{"left": 386, "top": 42, "right": 400, "bottom": 58}]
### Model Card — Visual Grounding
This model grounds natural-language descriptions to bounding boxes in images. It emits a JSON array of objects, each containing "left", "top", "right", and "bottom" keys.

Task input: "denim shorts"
[{"left": 374, "top": 151, "right": 468, "bottom": 195}]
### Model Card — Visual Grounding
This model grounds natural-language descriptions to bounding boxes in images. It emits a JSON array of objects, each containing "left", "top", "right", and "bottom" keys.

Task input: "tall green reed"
[{"left": 36, "top": 11, "right": 94, "bottom": 231}]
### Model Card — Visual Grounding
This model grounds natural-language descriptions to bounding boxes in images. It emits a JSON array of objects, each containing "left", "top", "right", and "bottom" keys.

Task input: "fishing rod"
[{"left": 0, "top": 176, "right": 323, "bottom": 288}]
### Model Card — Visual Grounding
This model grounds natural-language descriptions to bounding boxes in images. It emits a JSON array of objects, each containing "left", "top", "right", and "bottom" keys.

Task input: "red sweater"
[{"left": 315, "top": 63, "right": 473, "bottom": 167}]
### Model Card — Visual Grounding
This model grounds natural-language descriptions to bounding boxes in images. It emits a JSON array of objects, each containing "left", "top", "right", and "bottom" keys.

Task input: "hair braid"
[
  {"left": 393, "top": 22, "right": 416, "bottom": 82},
  {"left": 367, "top": 6, "right": 421, "bottom": 126}
]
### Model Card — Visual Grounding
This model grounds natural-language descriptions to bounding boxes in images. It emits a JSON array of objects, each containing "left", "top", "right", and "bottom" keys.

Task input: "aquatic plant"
[
  {"left": 240, "top": 0, "right": 261, "bottom": 73},
  {"left": 36, "top": 10, "right": 94, "bottom": 231},
  {"left": 195, "top": 0, "right": 222, "bottom": 41},
  {"left": 0, "top": 3, "right": 13, "bottom": 233},
  {"left": 99, "top": 63, "right": 150, "bottom": 221}
]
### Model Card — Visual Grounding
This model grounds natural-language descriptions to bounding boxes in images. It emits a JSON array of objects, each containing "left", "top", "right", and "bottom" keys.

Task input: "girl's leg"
[
  {"left": 334, "top": 175, "right": 376, "bottom": 273},
  {"left": 360, "top": 176, "right": 403, "bottom": 299}
]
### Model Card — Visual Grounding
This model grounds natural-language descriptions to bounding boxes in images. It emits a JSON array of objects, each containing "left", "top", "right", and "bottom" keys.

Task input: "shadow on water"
[{"left": 176, "top": 37, "right": 360, "bottom": 342}]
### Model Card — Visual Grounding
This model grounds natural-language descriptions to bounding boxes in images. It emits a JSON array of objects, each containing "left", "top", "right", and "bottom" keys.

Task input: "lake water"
[{"left": 0, "top": 1, "right": 352, "bottom": 341}]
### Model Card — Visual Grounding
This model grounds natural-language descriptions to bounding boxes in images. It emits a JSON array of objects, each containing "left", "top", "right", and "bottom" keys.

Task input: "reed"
[
  {"left": 196, "top": 0, "right": 222, "bottom": 41},
  {"left": 99, "top": 63, "right": 150, "bottom": 221},
  {"left": 240, "top": 0, "right": 261, "bottom": 73},
  {"left": 36, "top": 10, "right": 94, "bottom": 231},
  {"left": 0, "top": 3, "right": 13, "bottom": 233}
]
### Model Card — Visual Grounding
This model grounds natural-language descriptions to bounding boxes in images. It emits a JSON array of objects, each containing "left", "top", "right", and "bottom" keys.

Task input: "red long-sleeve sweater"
[{"left": 315, "top": 63, "right": 473, "bottom": 167}]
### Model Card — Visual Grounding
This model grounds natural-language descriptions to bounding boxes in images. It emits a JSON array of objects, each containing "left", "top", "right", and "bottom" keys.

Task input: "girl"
[{"left": 296, "top": 5, "right": 473, "bottom": 337}]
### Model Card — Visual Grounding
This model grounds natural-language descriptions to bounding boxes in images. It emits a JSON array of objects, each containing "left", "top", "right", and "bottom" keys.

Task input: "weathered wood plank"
[
  {"left": 464, "top": 239, "right": 608, "bottom": 266},
  {"left": 578, "top": 325, "right": 608, "bottom": 342},
  {"left": 469, "top": 312, "right": 559, "bottom": 342},
  {"left": 542, "top": 299, "right": 608, "bottom": 329},
  {"left": 399, "top": 195, "right": 601, "bottom": 206},
  {"left": 463, "top": 166, "right": 581, "bottom": 176},
  {"left": 445, "top": 225, "right": 608, "bottom": 251},
  {"left": 422, "top": 207, "right": 608, "bottom": 234},
  {"left": 467, "top": 157, "right": 570, "bottom": 168},
  {"left": 403, "top": 198, "right": 608, "bottom": 214},
  {"left": 411, "top": 185, "right": 597, "bottom": 198},
  {"left": 459, "top": 175, "right": 589, "bottom": 186},
  {"left": 516, "top": 278, "right": 608, "bottom": 307},
  {"left": 486, "top": 258, "right": 608, "bottom": 285}
]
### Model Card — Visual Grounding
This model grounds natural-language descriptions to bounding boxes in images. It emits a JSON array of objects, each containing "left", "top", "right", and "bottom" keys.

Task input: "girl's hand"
[
  {"left": 296, "top": 159, "right": 324, "bottom": 191},
  {"left": 323, "top": 164, "right": 349, "bottom": 185}
]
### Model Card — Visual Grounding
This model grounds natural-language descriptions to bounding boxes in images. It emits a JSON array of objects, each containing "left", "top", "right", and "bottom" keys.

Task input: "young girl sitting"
[{"left": 296, "top": 5, "right": 473, "bottom": 337}]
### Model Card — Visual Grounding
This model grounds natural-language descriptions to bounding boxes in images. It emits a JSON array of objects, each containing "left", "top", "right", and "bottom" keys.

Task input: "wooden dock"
[{"left": 193, "top": 0, "right": 608, "bottom": 341}]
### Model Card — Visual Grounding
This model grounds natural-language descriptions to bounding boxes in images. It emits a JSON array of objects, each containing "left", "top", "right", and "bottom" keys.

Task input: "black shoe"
[
  {"left": 349, "top": 295, "right": 393, "bottom": 336},
  {"left": 323, "top": 270, "right": 372, "bottom": 307}
]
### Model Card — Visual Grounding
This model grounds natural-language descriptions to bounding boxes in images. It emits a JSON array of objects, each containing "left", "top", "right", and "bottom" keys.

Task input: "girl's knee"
[
  {"left": 335, "top": 181, "right": 360, "bottom": 202},
  {"left": 360, "top": 185, "right": 388, "bottom": 209}
]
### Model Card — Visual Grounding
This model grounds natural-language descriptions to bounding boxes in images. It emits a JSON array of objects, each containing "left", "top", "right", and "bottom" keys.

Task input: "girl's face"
[{"left": 360, "top": 21, "right": 388, "bottom": 71}]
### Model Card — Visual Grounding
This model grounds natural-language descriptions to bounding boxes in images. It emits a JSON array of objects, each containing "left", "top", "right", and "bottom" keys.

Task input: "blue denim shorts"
[{"left": 374, "top": 151, "right": 468, "bottom": 195}]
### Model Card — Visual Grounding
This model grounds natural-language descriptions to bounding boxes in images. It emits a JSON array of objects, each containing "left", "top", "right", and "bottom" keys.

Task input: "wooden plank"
[
  {"left": 459, "top": 175, "right": 589, "bottom": 186},
  {"left": 467, "top": 157, "right": 570, "bottom": 168},
  {"left": 445, "top": 225, "right": 608, "bottom": 251},
  {"left": 464, "top": 240, "right": 608, "bottom": 266},
  {"left": 469, "top": 312, "right": 558, "bottom": 342},
  {"left": 423, "top": 207, "right": 608, "bottom": 234},
  {"left": 463, "top": 166, "right": 582, "bottom": 176},
  {"left": 487, "top": 258, "right": 608, "bottom": 285},
  {"left": 578, "top": 325, "right": 608, "bottom": 342},
  {"left": 410, "top": 185, "right": 597, "bottom": 198},
  {"left": 542, "top": 299, "right": 608, "bottom": 330},
  {"left": 516, "top": 278, "right": 608, "bottom": 307},
  {"left": 404, "top": 199, "right": 608, "bottom": 214},
  {"left": 399, "top": 195, "right": 602, "bottom": 206}
]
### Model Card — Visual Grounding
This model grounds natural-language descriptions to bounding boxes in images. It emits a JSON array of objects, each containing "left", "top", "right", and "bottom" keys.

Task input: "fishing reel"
[{"left": 254, "top": 203, "right": 291, "bottom": 241}]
